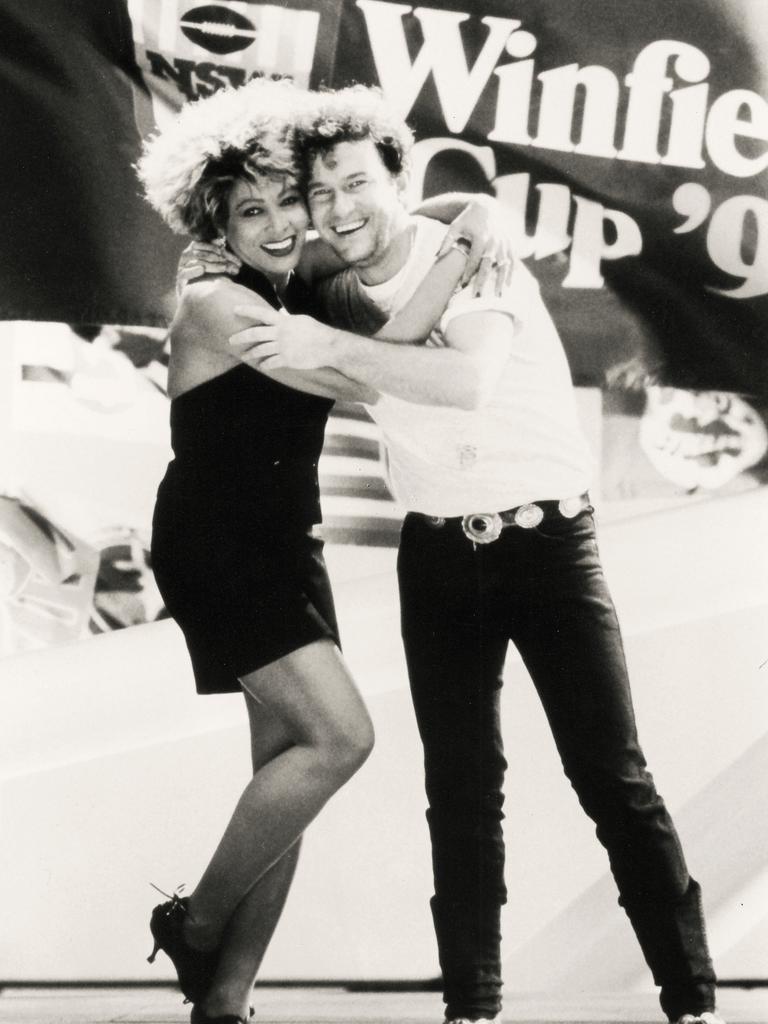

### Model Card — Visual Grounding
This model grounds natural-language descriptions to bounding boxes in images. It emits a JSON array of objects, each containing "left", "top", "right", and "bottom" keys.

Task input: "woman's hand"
[
  {"left": 435, "top": 195, "right": 514, "bottom": 296},
  {"left": 176, "top": 240, "right": 242, "bottom": 295}
]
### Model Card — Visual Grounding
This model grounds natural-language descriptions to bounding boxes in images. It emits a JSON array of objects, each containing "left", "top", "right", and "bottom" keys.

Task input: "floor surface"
[{"left": 0, "top": 987, "right": 765, "bottom": 1024}]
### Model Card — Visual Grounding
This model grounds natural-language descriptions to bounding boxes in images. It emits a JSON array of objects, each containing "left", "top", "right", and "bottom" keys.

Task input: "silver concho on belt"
[
  {"left": 558, "top": 496, "right": 583, "bottom": 518},
  {"left": 461, "top": 512, "right": 503, "bottom": 544},
  {"left": 513, "top": 503, "right": 544, "bottom": 528}
]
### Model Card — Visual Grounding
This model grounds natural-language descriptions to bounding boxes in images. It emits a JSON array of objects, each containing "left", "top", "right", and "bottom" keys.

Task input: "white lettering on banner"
[
  {"left": 412, "top": 139, "right": 642, "bottom": 287},
  {"left": 667, "top": 83, "right": 710, "bottom": 169},
  {"left": 407, "top": 136, "right": 497, "bottom": 201},
  {"left": 533, "top": 64, "right": 620, "bottom": 159},
  {"left": 673, "top": 183, "right": 713, "bottom": 233},
  {"left": 620, "top": 40, "right": 709, "bottom": 167},
  {"left": 564, "top": 199, "right": 643, "bottom": 288},
  {"left": 706, "top": 195, "right": 768, "bottom": 298},
  {"left": 358, "top": 1, "right": 767, "bottom": 296},
  {"left": 673, "top": 184, "right": 767, "bottom": 297},
  {"left": 494, "top": 175, "right": 572, "bottom": 260},
  {"left": 490, "top": 58, "right": 534, "bottom": 146},
  {"left": 705, "top": 91, "right": 768, "bottom": 177},
  {"left": 410, "top": 140, "right": 571, "bottom": 260},
  {"left": 355, "top": 0, "right": 766, "bottom": 178},
  {"left": 356, "top": 1, "right": 518, "bottom": 133}
]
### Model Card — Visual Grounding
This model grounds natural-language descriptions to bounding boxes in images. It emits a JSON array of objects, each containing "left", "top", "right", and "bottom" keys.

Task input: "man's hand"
[
  {"left": 176, "top": 240, "right": 242, "bottom": 294},
  {"left": 229, "top": 304, "right": 336, "bottom": 371},
  {"left": 435, "top": 195, "right": 514, "bottom": 296}
]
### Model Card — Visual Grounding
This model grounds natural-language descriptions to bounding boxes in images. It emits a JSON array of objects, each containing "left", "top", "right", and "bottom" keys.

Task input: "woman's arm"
[
  {"left": 371, "top": 242, "right": 470, "bottom": 345},
  {"left": 412, "top": 192, "right": 513, "bottom": 294},
  {"left": 413, "top": 191, "right": 496, "bottom": 223}
]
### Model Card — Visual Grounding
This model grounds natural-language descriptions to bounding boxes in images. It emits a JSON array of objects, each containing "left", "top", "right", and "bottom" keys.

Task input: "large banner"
[
  {"left": 327, "top": 0, "right": 768, "bottom": 393},
  {"left": 1, "top": 0, "right": 766, "bottom": 392},
  {"left": 2, "top": 1, "right": 768, "bottom": 654}
]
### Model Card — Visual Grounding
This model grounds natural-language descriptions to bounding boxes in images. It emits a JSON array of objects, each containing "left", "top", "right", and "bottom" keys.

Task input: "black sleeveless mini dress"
[{"left": 151, "top": 266, "right": 340, "bottom": 694}]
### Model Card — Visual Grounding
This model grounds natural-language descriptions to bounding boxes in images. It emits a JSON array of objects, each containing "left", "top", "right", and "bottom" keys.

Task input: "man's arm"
[
  {"left": 231, "top": 305, "right": 515, "bottom": 410},
  {"left": 176, "top": 279, "right": 378, "bottom": 404},
  {"left": 328, "top": 310, "right": 514, "bottom": 408}
]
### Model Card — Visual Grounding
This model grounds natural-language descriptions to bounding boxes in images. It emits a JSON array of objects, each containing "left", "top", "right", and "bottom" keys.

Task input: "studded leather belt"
[{"left": 413, "top": 493, "right": 591, "bottom": 545}]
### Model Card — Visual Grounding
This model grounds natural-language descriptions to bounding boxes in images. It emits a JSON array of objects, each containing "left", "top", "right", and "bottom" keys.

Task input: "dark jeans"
[{"left": 397, "top": 507, "right": 716, "bottom": 1022}]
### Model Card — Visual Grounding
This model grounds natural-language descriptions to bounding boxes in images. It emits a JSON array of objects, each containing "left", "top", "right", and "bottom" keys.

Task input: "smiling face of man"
[{"left": 305, "top": 138, "right": 412, "bottom": 284}]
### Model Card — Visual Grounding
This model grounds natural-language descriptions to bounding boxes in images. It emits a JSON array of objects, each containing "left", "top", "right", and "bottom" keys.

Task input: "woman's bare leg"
[
  {"left": 185, "top": 638, "right": 373, "bottom": 948},
  {"left": 202, "top": 844, "right": 301, "bottom": 1019},
  {"left": 201, "top": 695, "right": 301, "bottom": 1019}
]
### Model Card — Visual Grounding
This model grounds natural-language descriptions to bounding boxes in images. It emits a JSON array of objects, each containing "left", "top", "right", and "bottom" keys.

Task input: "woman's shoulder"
[
  {"left": 174, "top": 275, "right": 271, "bottom": 342},
  {"left": 169, "top": 276, "right": 257, "bottom": 395},
  {"left": 177, "top": 274, "right": 256, "bottom": 313}
]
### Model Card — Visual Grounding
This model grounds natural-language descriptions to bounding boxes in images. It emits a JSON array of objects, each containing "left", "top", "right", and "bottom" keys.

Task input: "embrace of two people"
[{"left": 137, "top": 78, "right": 722, "bottom": 1024}]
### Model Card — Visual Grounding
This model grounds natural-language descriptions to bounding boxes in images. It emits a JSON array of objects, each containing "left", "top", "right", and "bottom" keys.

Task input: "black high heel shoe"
[{"left": 147, "top": 885, "right": 219, "bottom": 1004}]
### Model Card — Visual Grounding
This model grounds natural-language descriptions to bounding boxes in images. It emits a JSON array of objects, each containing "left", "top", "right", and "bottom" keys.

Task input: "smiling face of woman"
[{"left": 225, "top": 174, "right": 310, "bottom": 283}]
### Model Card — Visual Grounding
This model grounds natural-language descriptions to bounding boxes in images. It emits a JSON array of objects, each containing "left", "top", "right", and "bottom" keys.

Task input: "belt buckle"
[{"left": 461, "top": 512, "right": 502, "bottom": 544}]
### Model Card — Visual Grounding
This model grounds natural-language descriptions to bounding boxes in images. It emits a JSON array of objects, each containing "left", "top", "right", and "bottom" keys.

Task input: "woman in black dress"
[{"left": 137, "top": 79, "right": 490, "bottom": 1024}]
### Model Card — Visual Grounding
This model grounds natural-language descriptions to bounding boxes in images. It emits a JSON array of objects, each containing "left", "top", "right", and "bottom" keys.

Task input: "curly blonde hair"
[
  {"left": 295, "top": 85, "right": 414, "bottom": 185},
  {"left": 137, "top": 78, "right": 309, "bottom": 241}
]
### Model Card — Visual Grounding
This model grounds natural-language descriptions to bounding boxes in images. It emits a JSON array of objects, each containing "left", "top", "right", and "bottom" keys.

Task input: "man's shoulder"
[
  {"left": 410, "top": 215, "right": 448, "bottom": 263},
  {"left": 316, "top": 267, "right": 389, "bottom": 335},
  {"left": 379, "top": 215, "right": 448, "bottom": 293}
]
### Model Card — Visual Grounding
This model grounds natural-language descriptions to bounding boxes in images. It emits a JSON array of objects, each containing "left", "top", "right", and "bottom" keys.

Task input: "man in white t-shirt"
[{"left": 231, "top": 87, "right": 720, "bottom": 1024}]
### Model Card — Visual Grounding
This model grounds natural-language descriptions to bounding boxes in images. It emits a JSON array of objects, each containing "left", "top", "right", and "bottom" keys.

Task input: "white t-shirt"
[{"left": 359, "top": 216, "right": 594, "bottom": 517}]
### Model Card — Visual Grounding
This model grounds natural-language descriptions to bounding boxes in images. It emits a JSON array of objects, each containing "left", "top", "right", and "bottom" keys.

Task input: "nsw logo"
[{"left": 180, "top": 4, "right": 258, "bottom": 55}]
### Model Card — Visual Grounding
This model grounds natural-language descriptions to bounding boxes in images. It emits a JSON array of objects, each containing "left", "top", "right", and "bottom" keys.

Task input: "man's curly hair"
[
  {"left": 295, "top": 85, "right": 414, "bottom": 187},
  {"left": 137, "top": 78, "right": 309, "bottom": 242}
]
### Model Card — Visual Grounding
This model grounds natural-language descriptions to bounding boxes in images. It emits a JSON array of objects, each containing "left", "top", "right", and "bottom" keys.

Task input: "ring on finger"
[{"left": 450, "top": 237, "right": 472, "bottom": 256}]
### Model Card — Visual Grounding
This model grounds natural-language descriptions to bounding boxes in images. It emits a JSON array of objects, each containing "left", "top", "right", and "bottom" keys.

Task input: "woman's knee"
[
  {"left": 330, "top": 711, "right": 375, "bottom": 780},
  {"left": 242, "top": 641, "right": 375, "bottom": 781},
  {"left": 312, "top": 708, "right": 375, "bottom": 785}
]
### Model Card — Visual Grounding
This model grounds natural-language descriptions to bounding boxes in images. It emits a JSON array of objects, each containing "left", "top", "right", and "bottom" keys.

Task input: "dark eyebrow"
[
  {"left": 234, "top": 196, "right": 262, "bottom": 210},
  {"left": 307, "top": 171, "right": 367, "bottom": 190}
]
